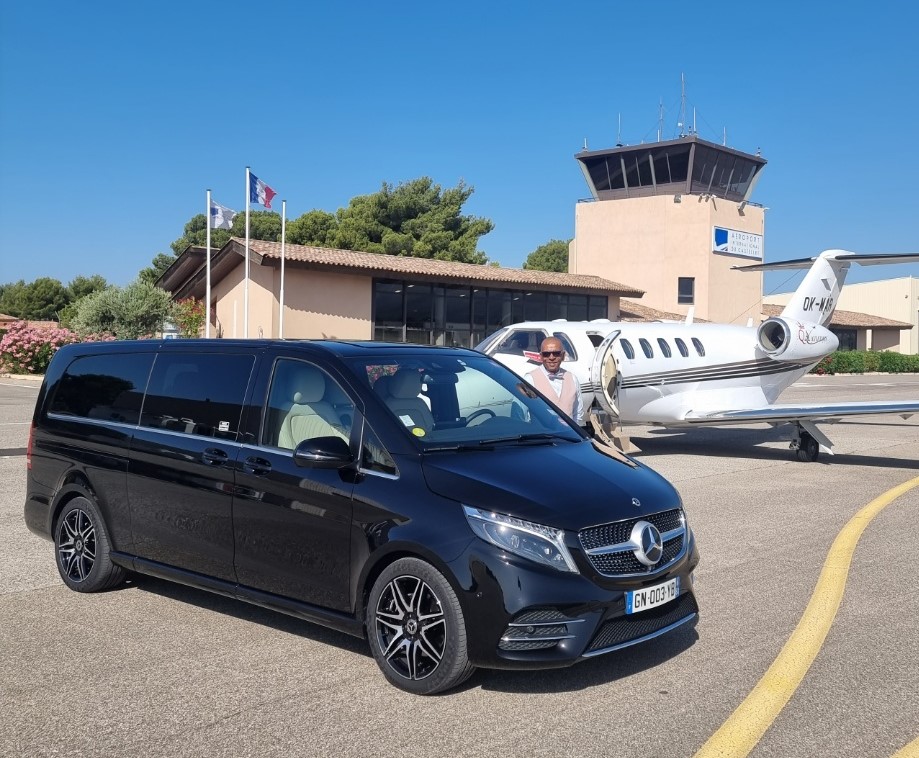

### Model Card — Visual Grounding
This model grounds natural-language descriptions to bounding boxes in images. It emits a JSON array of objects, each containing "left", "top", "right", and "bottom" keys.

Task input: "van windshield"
[{"left": 344, "top": 354, "right": 583, "bottom": 448}]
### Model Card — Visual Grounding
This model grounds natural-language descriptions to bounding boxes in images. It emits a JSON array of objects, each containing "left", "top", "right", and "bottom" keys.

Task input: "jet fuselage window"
[
  {"left": 620, "top": 339, "right": 635, "bottom": 359},
  {"left": 675, "top": 338, "right": 689, "bottom": 357},
  {"left": 639, "top": 338, "right": 654, "bottom": 359},
  {"left": 691, "top": 338, "right": 706, "bottom": 357},
  {"left": 657, "top": 338, "right": 672, "bottom": 358}
]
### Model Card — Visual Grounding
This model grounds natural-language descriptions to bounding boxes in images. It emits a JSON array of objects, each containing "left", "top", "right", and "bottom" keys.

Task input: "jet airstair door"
[{"left": 590, "top": 330, "right": 621, "bottom": 417}]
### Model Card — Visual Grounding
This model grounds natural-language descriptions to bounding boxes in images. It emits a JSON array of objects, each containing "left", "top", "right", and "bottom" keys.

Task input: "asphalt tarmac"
[{"left": 1, "top": 374, "right": 917, "bottom": 758}]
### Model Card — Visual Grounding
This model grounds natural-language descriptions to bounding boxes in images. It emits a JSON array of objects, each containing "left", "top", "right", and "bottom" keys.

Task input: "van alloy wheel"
[
  {"left": 57, "top": 507, "right": 97, "bottom": 583},
  {"left": 374, "top": 575, "right": 446, "bottom": 681},
  {"left": 367, "top": 558, "right": 474, "bottom": 694},
  {"left": 53, "top": 496, "right": 126, "bottom": 593}
]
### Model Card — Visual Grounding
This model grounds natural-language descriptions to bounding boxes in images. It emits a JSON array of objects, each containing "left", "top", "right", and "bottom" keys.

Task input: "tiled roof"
[
  {"left": 762, "top": 304, "right": 912, "bottom": 329},
  {"left": 237, "top": 238, "right": 644, "bottom": 296},
  {"left": 618, "top": 299, "right": 709, "bottom": 323}
]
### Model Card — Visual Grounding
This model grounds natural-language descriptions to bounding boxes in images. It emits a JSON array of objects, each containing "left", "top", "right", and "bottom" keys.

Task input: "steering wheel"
[{"left": 465, "top": 409, "right": 497, "bottom": 426}]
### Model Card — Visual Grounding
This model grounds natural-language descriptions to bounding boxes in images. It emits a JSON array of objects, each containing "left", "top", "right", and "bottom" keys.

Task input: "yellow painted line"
[
  {"left": 694, "top": 475, "right": 919, "bottom": 758},
  {"left": 892, "top": 735, "right": 919, "bottom": 758}
]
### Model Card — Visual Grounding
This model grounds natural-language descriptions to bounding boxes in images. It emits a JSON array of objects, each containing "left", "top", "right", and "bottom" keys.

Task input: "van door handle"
[
  {"left": 202, "top": 448, "right": 229, "bottom": 466},
  {"left": 244, "top": 456, "right": 272, "bottom": 476}
]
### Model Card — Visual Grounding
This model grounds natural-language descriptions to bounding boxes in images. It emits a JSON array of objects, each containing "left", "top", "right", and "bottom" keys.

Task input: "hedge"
[{"left": 810, "top": 351, "right": 919, "bottom": 375}]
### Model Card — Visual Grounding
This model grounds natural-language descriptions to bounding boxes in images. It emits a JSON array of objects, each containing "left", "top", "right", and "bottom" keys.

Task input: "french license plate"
[{"left": 626, "top": 577, "right": 679, "bottom": 614}]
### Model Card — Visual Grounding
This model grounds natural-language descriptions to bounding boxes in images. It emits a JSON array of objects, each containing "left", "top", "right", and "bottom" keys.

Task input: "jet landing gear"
[
  {"left": 790, "top": 422, "right": 832, "bottom": 462},
  {"left": 794, "top": 431, "right": 819, "bottom": 462}
]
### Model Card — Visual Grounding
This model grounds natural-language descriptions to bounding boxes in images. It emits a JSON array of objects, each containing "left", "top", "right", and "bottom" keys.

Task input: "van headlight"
[{"left": 462, "top": 506, "right": 578, "bottom": 573}]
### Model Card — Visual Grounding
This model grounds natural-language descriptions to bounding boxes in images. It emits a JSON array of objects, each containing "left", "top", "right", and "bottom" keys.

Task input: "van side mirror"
[{"left": 293, "top": 436, "right": 354, "bottom": 469}]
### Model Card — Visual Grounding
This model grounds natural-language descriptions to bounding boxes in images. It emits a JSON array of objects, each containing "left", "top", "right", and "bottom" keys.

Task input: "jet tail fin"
[{"left": 735, "top": 250, "right": 919, "bottom": 328}]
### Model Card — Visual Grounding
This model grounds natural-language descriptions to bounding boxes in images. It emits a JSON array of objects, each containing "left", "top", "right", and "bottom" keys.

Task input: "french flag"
[{"left": 249, "top": 172, "right": 277, "bottom": 209}]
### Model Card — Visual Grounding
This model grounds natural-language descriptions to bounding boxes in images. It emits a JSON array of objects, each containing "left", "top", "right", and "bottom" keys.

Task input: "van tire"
[
  {"left": 54, "top": 496, "right": 127, "bottom": 592},
  {"left": 367, "top": 558, "right": 475, "bottom": 694}
]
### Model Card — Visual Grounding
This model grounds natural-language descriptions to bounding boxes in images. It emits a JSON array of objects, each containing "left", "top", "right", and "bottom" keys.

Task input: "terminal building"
[{"left": 157, "top": 134, "right": 915, "bottom": 352}]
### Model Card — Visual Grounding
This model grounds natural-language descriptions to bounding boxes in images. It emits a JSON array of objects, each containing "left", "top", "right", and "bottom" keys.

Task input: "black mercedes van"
[{"left": 24, "top": 339, "right": 699, "bottom": 694}]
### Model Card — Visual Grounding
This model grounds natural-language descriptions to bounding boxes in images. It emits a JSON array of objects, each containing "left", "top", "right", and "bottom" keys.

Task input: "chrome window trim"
[{"left": 47, "top": 412, "right": 246, "bottom": 446}]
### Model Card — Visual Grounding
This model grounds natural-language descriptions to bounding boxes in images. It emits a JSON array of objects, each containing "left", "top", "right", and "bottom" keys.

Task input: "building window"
[
  {"left": 832, "top": 329, "right": 858, "bottom": 351},
  {"left": 372, "top": 279, "right": 608, "bottom": 347},
  {"left": 678, "top": 277, "right": 695, "bottom": 305}
]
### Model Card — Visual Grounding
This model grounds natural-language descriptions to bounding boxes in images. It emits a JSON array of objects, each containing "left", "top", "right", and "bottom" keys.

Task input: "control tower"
[{"left": 569, "top": 135, "right": 768, "bottom": 324}]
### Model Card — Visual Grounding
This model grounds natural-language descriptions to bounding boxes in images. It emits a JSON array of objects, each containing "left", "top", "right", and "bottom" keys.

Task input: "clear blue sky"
[{"left": 2, "top": 1, "right": 917, "bottom": 296}]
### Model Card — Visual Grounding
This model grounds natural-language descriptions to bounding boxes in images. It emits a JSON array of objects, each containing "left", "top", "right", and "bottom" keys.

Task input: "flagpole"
[
  {"left": 205, "top": 189, "right": 212, "bottom": 339},
  {"left": 279, "top": 199, "right": 286, "bottom": 339},
  {"left": 244, "top": 166, "right": 250, "bottom": 339}
]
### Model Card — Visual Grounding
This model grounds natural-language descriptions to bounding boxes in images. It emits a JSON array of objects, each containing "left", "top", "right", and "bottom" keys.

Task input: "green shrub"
[{"left": 808, "top": 350, "right": 919, "bottom": 375}]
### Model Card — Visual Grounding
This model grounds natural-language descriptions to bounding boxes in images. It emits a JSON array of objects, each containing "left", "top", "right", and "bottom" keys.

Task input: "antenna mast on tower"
[{"left": 678, "top": 73, "right": 687, "bottom": 137}]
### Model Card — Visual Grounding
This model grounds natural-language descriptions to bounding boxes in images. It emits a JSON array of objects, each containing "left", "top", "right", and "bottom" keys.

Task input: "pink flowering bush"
[{"left": 0, "top": 321, "right": 114, "bottom": 375}]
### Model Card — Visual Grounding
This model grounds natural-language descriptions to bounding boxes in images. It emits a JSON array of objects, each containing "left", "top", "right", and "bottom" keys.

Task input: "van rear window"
[
  {"left": 50, "top": 353, "right": 153, "bottom": 423},
  {"left": 141, "top": 353, "right": 254, "bottom": 439}
]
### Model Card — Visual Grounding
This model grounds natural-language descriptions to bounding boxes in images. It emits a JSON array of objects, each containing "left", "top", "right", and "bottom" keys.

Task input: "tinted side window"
[
  {"left": 639, "top": 338, "right": 654, "bottom": 358},
  {"left": 675, "top": 338, "right": 690, "bottom": 357},
  {"left": 657, "top": 338, "right": 672, "bottom": 358},
  {"left": 50, "top": 353, "right": 153, "bottom": 423},
  {"left": 691, "top": 338, "right": 706, "bottom": 357},
  {"left": 140, "top": 353, "right": 254, "bottom": 440},
  {"left": 620, "top": 339, "right": 635, "bottom": 359}
]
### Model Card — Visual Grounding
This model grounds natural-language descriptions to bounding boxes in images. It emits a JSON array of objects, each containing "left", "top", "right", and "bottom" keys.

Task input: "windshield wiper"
[
  {"left": 476, "top": 433, "right": 573, "bottom": 446},
  {"left": 424, "top": 433, "right": 577, "bottom": 453},
  {"left": 423, "top": 443, "right": 492, "bottom": 452}
]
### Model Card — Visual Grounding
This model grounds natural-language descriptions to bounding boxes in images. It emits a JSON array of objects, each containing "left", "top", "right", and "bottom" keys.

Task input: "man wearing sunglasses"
[{"left": 524, "top": 336, "right": 584, "bottom": 426}]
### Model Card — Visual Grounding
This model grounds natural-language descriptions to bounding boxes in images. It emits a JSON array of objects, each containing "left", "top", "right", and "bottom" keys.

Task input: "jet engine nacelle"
[{"left": 756, "top": 317, "right": 839, "bottom": 361}]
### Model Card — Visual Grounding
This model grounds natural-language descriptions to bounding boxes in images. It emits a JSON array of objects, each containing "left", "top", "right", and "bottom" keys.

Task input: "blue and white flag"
[{"left": 209, "top": 200, "right": 237, "bottom": 230}]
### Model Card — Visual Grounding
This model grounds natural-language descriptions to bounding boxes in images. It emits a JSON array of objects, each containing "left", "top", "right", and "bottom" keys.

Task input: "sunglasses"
[{"left": 541, "top": 350, "right": 562, "bottom": 358}]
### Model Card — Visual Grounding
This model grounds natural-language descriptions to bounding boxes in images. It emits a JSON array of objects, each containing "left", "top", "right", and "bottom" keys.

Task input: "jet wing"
[{"left": 684, "top": 401, "right": 919, "bottom": 425}]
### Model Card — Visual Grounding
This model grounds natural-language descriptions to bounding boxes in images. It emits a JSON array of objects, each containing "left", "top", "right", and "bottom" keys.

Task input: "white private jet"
[{"left": 476, "top": 250, "right": 919, "bottom": 461}]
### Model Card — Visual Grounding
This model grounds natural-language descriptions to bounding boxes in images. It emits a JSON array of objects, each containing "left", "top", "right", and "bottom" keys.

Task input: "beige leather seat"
[
  {"left": 385, "top": 369, "right": 435, "bottom": 433},
  {"left": 278, "top": 367, "right": 347, "bottom": 449}
]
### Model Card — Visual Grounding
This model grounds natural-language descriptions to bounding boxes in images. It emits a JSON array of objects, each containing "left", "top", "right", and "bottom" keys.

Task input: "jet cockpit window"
[
  {"left": 674, "top": 338, "right": 689, "bottom": 357},
  {"left": 639, "top": 338, "right": 654, "bottom": 359},
  {"left": 494, "top": 330, "right": 546, "bottom": 356},
  {"left": 620, "top": 339, "right": 635, "bottom": 359},
  {"left": 657, "top": 338, "right": 672, "bottom": 358},
  {"left": 691, "top": 338, "right": 706, "bottom": 357},
  {"left": 551, "top": 332, "right": 578, "bottom": 361}
]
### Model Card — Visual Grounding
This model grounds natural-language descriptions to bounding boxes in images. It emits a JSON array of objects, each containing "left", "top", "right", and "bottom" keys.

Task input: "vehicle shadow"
[
  {"left": 129, "top": 574, "right": 370, "bottom": 657},
  {"left": 473, "top": 622, "right": 699, "bottom": 695},
  {"left": 629, "top": 426, "right": 919, "bottom": 469},
  {"left": 130, "top": 573, "right": 701, "bottom": 695}
]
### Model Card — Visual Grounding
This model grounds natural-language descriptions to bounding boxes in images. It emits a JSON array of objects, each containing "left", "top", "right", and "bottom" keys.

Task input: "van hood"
[{"left": 421, "top": 441, "right": 681, "bottom": 531}]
